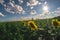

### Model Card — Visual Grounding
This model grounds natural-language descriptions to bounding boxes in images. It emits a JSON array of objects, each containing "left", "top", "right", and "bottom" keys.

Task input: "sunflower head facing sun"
[
  {"left": 52, "top": 19, "right": 60, "bottom": 29},
  {"left": 28, "top": 20, "right": 38, "bottom": 30}
]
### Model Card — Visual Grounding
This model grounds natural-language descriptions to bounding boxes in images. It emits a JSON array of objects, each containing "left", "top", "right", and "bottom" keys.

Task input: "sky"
[{"left": 0, "top": 0, "right": 60, "bottom": 21}]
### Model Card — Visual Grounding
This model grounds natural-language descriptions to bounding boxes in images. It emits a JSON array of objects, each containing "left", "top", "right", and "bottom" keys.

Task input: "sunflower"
[
  {"left": 52, "top": 19, "right": 60, "bottom": 28},
  {"left": 58, "top": 19, "right": 60, "bottom": 24},
  {"left": 28, "top": 21, "right": 38, "bottom": 30}
]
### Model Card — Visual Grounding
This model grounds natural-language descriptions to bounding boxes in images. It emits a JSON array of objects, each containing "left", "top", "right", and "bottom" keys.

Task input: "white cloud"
[
  {"left": 0, "top": 12, "right": 4, "bottom": 16},
  {"left": 39, "top": 2, "right": 42, "bottom": 5},
  {"left": 30, "top": 7, "right": 34, "bottom": 9},
  {"left": 52, "top": 8, "right": 60, "bottom": 17},
  {"left": 4, "top": 0, "right": 25, "bottom": 14},
  {"left": 44, "top": 1, "right": 47, "bottom": 5},
  {"left": 30, "top": 10, "right": 37, "bottom": 15},
  {"left": 18, "top": 0, "right": 23, "bottom": 3},
  {"left": 9, "top": 1, "right": 15, "bottom": 7},
  {"left": 38, "top": 7, "right": 60, "bottom": 19},
  {"left": 20, "top": 7, "right": 60, "bottom": 20},
  {"left": 0, "top": 0, "right": 60, "bottom": 21},
  {"left": 0, "top": 0, "right": 4, "bottom": 4},
  {"left": 15, "top": 5, "right": 25, "bottom": 14},
  {"left": 27, "top": 0, "right": 40, "bottom": 6}
]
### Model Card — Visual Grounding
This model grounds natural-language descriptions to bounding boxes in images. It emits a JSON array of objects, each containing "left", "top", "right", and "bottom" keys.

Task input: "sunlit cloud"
[
  {"left": 30, "top": 7, "right": 34, "bottom": 9},
  {"left": 18, "top": 0, "right": 23, "bottom": 4},
  {"left": 40, "top": 7, "right": 60, "bottom": 18},
  {"left": 0, "top": 0, "right": 4, "bottom": 4},
  {"left": 9, "top": 1, "right": 15, "bottom": 7},
  {"left": 52, "top": 7, "right": 60, "bottom": 17},
  {"left": 21, "top": 7, "right": 60, "bottom": 20},
  {"left": 4, "top": 0, "right": 25, "bottom": 14},
  {"left": 0, "top": 12, "right": 4, "bottom": 17},
  {"left": 0, "top": 0, "right": 60, "bottom": 21},
  {"left": 30, "top": 10, "right": 37, "bottom": 15},
  {"left": 44, "top": 1, "right": 47, "bottom": 5},
  {"left": 27, "top": 0, "right": 41, "bottom": 6}
]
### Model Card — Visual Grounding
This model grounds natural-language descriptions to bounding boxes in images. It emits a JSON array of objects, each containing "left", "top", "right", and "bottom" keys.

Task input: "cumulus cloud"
[
  {"left": 30, "top": 10, "right": 37, "bottom": 15},
  {"left": 44, "top": 1, "right": 47, "bottom": 5},
  {"left": 0, "top": 12, "right": 4, "bottom": 17},
  {"left": 18, "top": 0, "right": 23, "bottom": 4},
  {"left": 52, "top": 7, "right": 60, "bottom": 17},
  {"left": 21, "top": 7, "right": 60, "bottom": 20},
  {"left": 9, "top": 1, "right": 15, "bottom": 7},
  {"left": 27, "top": 0, "right": 41, "bottom": 6},
  {"left": 39, "top": 9, "right": 60, "bottom": 19},
  {"left": 4, "top": 0, "right": 25, "bottom": 14},
  {"left": 0, "top": 0, "right": 4, "bottom": 4},
  {"left": 37, "top": 7, "right": 60, "bottom": 19},
  {"left": 0, "top": 0, "right": 60, "bottom": 21},
  {"left": 30, "top": 7, "right": 34, "bottom": 9}
]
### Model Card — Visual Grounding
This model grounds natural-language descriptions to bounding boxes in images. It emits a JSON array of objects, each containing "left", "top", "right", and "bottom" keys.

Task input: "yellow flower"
[
  {"left": 28, "top": 21, "right": 38, "bottom": 30},
  {"left": 52, "top": 19, "right": 60, "bottom": 28}
]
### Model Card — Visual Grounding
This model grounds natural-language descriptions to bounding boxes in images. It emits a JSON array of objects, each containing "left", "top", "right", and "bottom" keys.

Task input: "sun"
[
  {"left": 43, "top": 6, "right": 48, "bottom": 11},
  {"left": 43, "top": 5, "right": 49, "bottom": 12}
]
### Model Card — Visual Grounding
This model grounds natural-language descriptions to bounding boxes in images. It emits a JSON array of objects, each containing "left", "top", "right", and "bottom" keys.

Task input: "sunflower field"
[{"left": 0, "top": 16, "right": 60, "bottom": 40}]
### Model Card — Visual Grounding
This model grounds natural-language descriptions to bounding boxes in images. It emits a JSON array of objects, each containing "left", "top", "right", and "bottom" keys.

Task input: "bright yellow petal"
[
  {"left": 28, "top": 20, "right": 38, "bottom": 30},
  {"left": 52, "top": 19, "right": 60, "bottom": 28}
]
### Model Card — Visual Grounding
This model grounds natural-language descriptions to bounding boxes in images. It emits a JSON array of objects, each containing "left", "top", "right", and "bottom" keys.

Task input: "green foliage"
[{"left": 0, "top": 17, "right": 60, "bottom": 40}]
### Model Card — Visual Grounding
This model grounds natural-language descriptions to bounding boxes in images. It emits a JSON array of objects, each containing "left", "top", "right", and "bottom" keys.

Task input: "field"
[{"left": 0, "top": 16, "right": 60, "bottom": 40}]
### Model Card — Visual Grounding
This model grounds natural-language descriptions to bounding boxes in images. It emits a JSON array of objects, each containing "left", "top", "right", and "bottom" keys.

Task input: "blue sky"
[{"left": 0, "top": 0, "right": 60, "bottom": 21}]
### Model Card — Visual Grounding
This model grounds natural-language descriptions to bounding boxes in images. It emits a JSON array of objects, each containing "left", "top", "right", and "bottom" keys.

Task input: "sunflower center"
[
  {"left": 53, "top": 21, "right": 59, "bottom": 26},
  {"left": 30, "top": 23, "right": 35, "bottom": 28}
]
